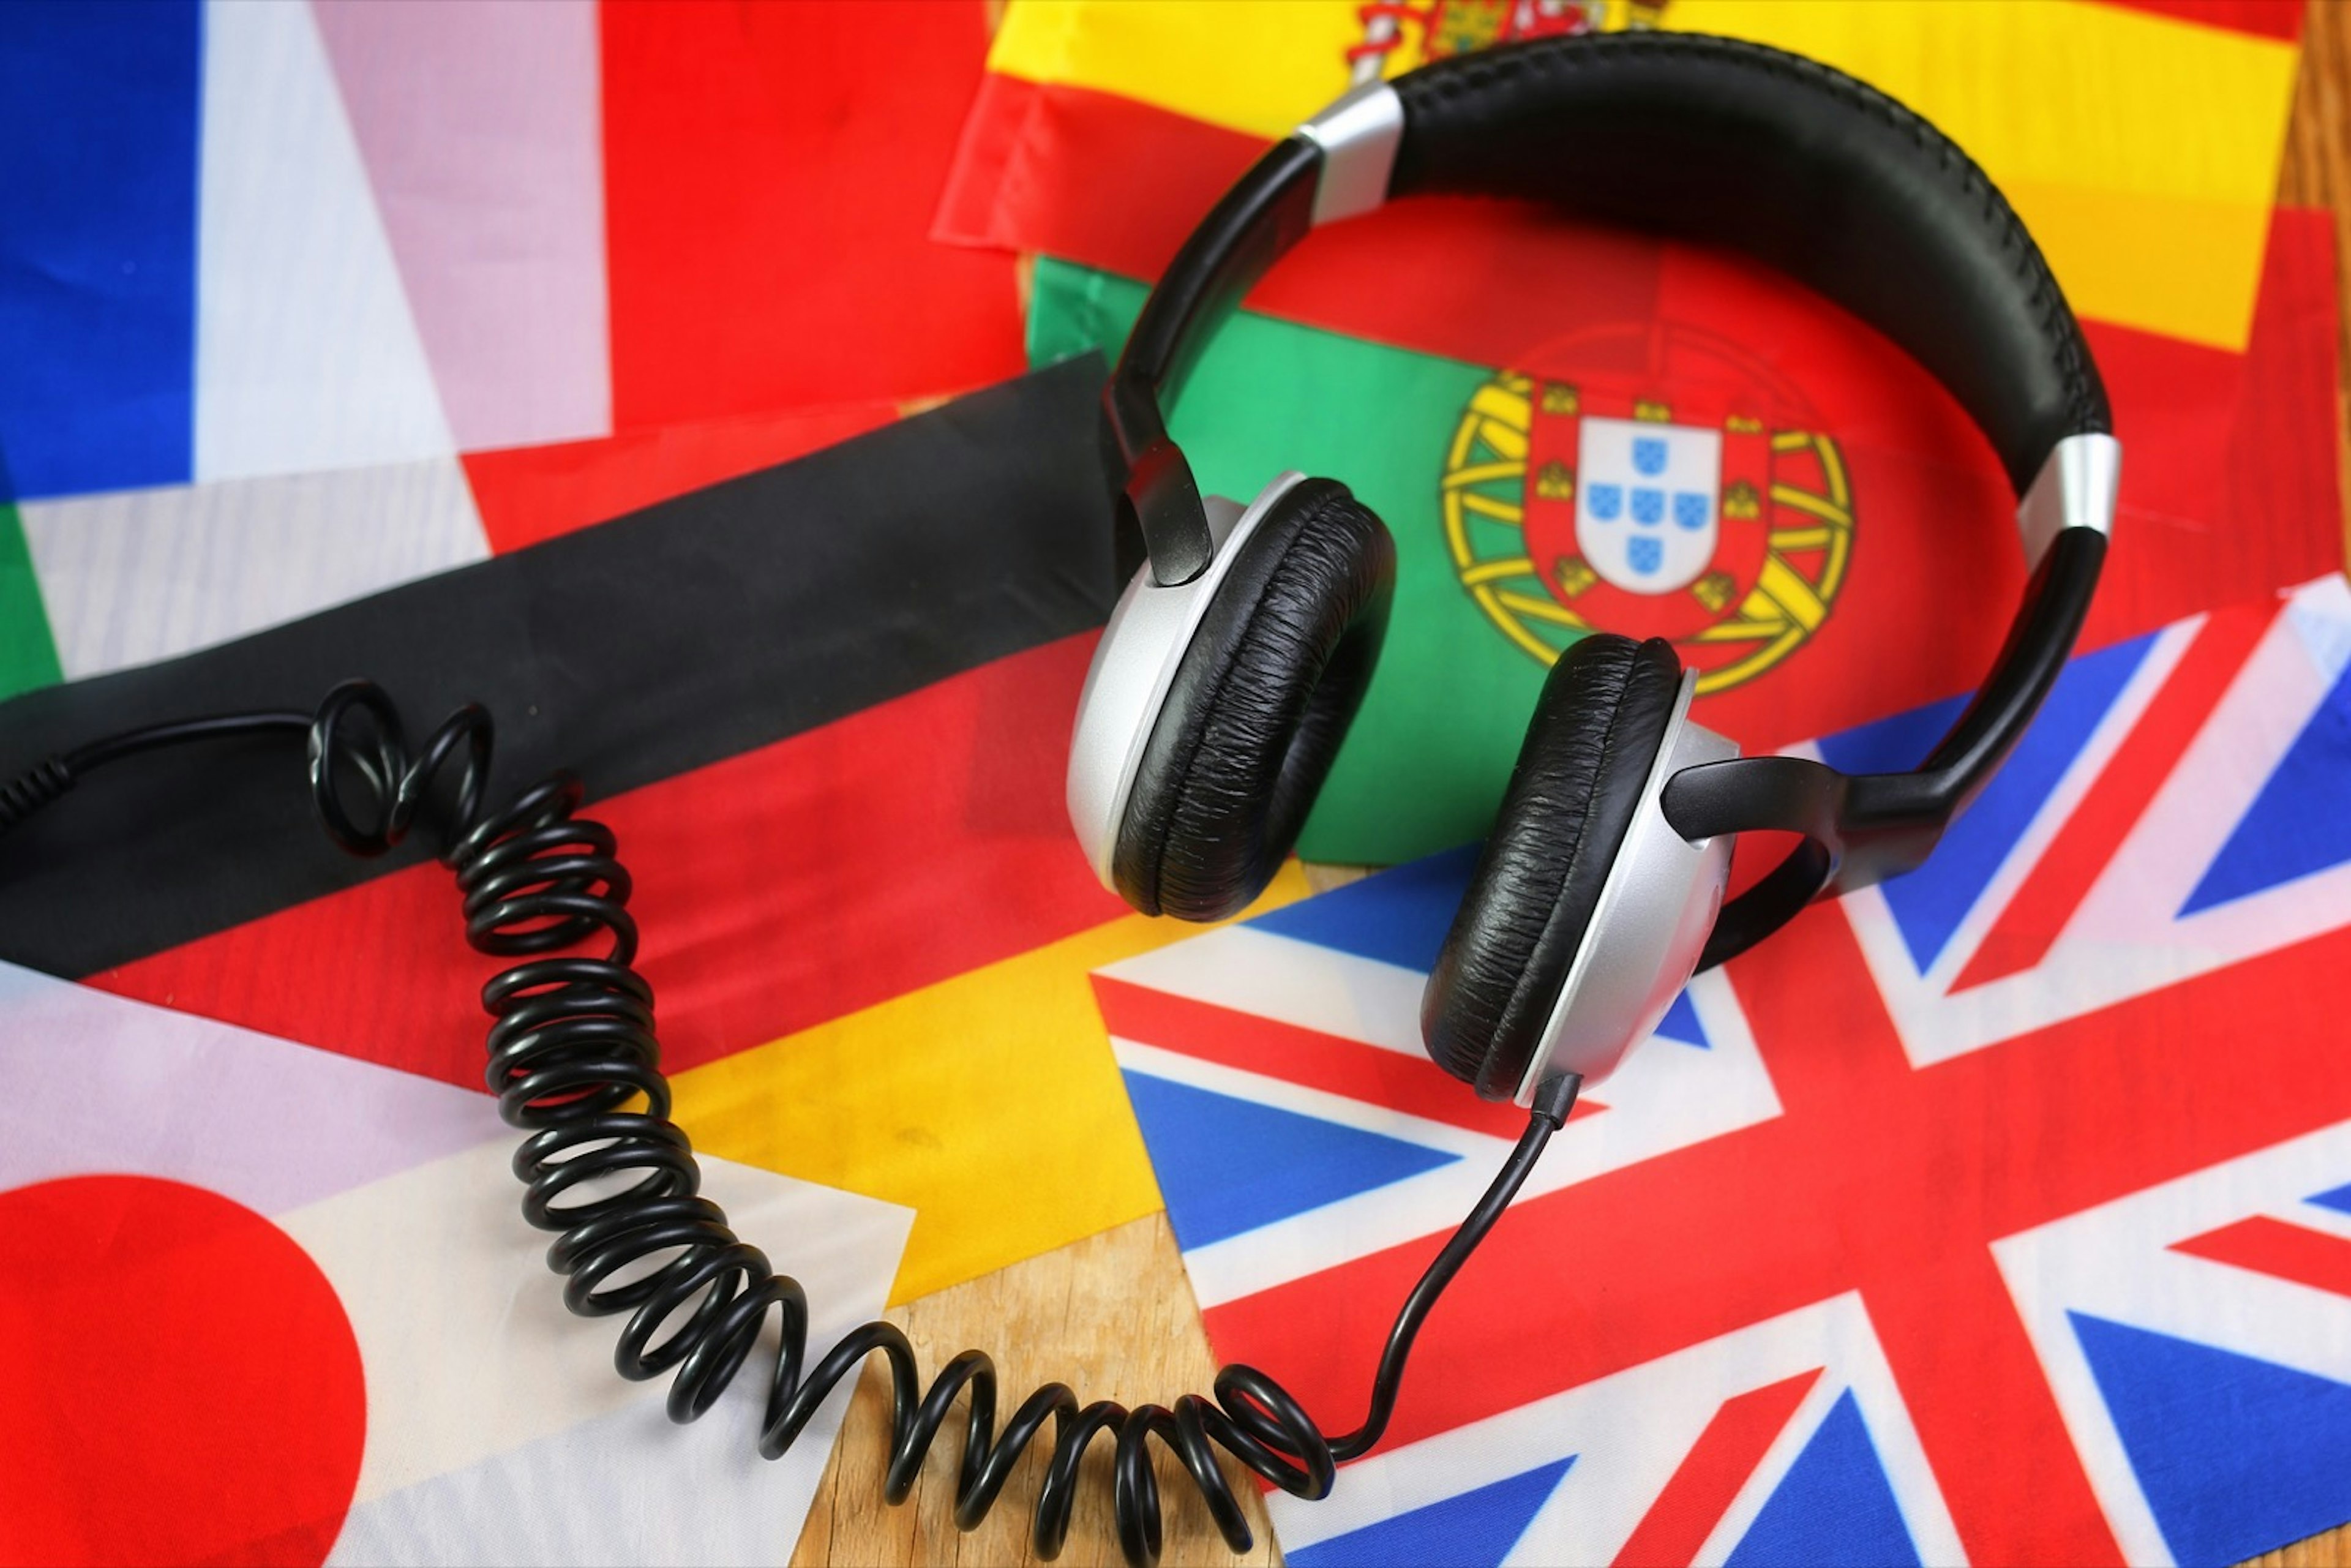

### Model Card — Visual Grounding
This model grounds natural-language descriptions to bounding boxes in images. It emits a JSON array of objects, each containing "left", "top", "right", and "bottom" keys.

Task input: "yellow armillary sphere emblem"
[{"left": 1442, "top": 367, "right": 1853, "bottom": 694}]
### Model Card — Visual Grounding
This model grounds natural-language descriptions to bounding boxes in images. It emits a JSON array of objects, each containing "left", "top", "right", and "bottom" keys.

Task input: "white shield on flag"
[{"left": 1574, "top": 416, "right": 1721, "bottom": 595}]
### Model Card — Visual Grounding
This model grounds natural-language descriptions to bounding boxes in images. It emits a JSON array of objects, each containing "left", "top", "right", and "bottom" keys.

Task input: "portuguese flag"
[
  {"left": 944, "top": 0, "right": 2336, "bottom": 865},
  {"left": 0, "top": 361, "right": 1299, "bottom": 1305},
  {"left": 1024, "top": 212, "right": 2341, "bottom": 865}
]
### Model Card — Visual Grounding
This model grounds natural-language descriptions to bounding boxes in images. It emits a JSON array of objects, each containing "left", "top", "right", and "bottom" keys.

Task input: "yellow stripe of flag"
[
  {"left": 988, "top": 0, "right": 2295, "bottom": 350},
  {"left": 1668, "top": 0, "right": 2295, "bottom": 350},
  {"left": 991, "top": 0, "right": 1366, "bottom": 130},
  {"left": 670, "top": 863, "right": 1314, "bottom": 1305}
]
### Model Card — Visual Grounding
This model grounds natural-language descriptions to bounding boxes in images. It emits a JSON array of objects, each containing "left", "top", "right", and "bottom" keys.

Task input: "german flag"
[
  {"left": 937, "top": 0, "right": 2337, "bottom": 866},
  {"left": 0, "top": 359, "right": 1299, "bottom": 1304}
]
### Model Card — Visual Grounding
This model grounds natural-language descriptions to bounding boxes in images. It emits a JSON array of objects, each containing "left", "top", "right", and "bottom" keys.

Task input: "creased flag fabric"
[
  {"left": 0, "top": 0, "right": 1022, "bottom": 700},
  {"left": 0, "top": 361, "right": 1298, "bottom": 1306},
  {"left": 1098, "top": 573, "right": 2351, "bottom": 1566},
  {"left": 941, "top": 0, "right": 2303, "bottom": 353},
  {"left": 0, "top": 960, "right": 912, "bottom": 1567},
  {"left": 0, "top": 0, "right": 1018, "bottom": 505},
  {"left": 20, "top": 455, "right": 492, "bottom": 683}
]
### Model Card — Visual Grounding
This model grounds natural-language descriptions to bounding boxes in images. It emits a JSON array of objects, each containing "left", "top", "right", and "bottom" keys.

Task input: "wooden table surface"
[{"left": 797, "top": 6, "right": 2351, "bottom": 1565}]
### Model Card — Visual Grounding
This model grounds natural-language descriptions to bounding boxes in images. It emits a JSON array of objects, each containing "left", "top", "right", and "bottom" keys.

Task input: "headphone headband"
[{"left": 1102, "top": 31, "right": 2120, "bottom": 962}]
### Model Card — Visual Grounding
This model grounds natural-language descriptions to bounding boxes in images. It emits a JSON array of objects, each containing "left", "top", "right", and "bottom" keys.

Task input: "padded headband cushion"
[
  {"left": 1112, "top": 479, "right": 1395, "bottom": 921},
  {"left": 1422, "top": 633, "right": 1682, "bottom": 1099},
  {"left": 1384, "top": 32, "right": 2108, "bottom": 497}
]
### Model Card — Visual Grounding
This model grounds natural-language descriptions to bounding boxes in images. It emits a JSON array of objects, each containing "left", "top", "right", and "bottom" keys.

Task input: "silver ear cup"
[
  {"left": 1513, "top": 673, "right": 1738, "bottom": 1100},
  {"left": 1065, "top": 472, "right": 1308, "bottom": 893}
]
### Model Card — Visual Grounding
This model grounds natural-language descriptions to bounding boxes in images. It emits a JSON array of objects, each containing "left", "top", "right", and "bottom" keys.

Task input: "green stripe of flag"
[
  {"left": 0, "top": 504, "right": 62, "bottom": 702},
  {"left": 1029, "top": 255, "right": 1564, "bottom": 866}
]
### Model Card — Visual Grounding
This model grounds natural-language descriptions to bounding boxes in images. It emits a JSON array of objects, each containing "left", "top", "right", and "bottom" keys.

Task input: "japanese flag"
[{"left": 0, "top": 962, "right": 910, "bottom": 1566}]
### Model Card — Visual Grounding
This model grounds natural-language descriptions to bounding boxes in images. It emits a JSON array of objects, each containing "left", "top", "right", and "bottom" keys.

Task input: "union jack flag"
[{"left": 1093, "top": 577, "right": 2351, "bottom": 1566}]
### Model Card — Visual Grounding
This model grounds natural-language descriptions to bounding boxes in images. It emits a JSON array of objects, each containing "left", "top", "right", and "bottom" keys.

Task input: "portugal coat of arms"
[
  {"left": 1443, "top": 368, "right": 1853, "bottom": 693},
  {"left": 1349, "top": 0, "right": 1667, "bottom": 81}
]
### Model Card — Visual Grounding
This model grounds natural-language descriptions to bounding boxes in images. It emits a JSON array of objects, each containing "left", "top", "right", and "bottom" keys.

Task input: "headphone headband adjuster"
[
  {"left": 1297, "top": 81, "right": 1404, "bottom": 226},
  {"left": 2019, "top": 432, "right": 2121, "bottom": 567}
]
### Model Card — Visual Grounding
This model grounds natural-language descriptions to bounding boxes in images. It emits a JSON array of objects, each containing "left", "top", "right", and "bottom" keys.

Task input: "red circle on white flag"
[{"left": 0, "top": 1175, "right": 366, "bottom": 1566}]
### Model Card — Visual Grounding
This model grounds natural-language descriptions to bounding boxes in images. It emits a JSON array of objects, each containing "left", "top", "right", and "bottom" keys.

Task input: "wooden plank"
[
  {"left": 2278, "top": 0, "right": 2351, "bottom": 580},
  {"left": 792, "top": 1214, "right": 1279, "bottom": 1568}
]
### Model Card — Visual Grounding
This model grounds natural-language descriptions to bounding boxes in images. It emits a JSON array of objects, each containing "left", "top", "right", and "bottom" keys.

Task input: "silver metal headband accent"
[
  {"left": 2017, "top": 432, "right": 2121, "bottom": 568},
  {"left": 1298, "top": 82, "right": 1404, "bottom": 227}
]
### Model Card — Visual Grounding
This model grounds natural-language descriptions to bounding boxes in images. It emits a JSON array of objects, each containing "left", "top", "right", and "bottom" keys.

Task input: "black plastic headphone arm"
[
  {"left": 1909, "top": 526, "right": 2107, "bottom": 792},
  {"left": 1102, "top": 136, "right": 1322, "bottom": 586},
  {"left": 1665, "top": 526, "right": 2107, "bottom": 969},
  {"left": 1697, "top": 836, "right": 1837, "bottom": 971},
  {"left": 1661, "top": 755, "right": 1843, "bottom": 970}
]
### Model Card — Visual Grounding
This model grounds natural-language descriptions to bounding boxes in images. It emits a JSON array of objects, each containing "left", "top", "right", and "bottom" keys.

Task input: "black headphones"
[
  {"left": 0, "top": 31, "right": 2126, "bottom": 1566},
  {"left": 1069, "top": 30, "right": 2119, "bottom": 1104}
]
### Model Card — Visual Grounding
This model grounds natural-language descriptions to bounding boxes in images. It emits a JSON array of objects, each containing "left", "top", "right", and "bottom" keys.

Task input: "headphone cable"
[{"left": 2, "top": 684, "right": 1578, "bottom": 1567}]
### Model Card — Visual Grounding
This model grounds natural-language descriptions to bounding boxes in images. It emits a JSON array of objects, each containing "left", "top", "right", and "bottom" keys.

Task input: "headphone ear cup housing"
[
  {"left": 1119, "top": 476, "right": 1394, "bottom": 920},
  {"left": 1067, "top": 475, "right": 1394, "bottom": 923},
  {"left": 1423, "top": 634, "right": 1734, "bottom": 1100}
]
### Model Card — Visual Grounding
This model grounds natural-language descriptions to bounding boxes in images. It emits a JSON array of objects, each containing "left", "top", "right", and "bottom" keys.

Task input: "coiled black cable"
[{"left": 2, "top": 681, "right": 1580, "bottom": 1568}]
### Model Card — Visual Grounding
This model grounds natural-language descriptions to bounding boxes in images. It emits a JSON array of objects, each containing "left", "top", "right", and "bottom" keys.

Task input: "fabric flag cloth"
[
  {"left": 0, "top": 360, "right": 1299, "bottom": 1308},
  {"left": 942, "top": 0, "right": 2304, "bottom": 350},
  {"left": 1026, "top": 209, "right": 2344, "bottom": 869},
  {"left": 0, "top": 0, "right": 1022, "bottom": 700},
  {"left": 942, "top": 0, "right": 2335, "bottom": 866},
  {"left": 1098, "top": 572, "right": 2351, "bottom": 1567},
  {"left": 0, "top": 960, "right": 913, "bottom": 1567}
]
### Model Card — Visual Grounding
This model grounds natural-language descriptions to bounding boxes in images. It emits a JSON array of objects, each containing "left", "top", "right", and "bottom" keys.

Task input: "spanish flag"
[
  {"left": 939, "top": 0, "right": 2336, "bottom": 866},
  {"left": 942, "top": 0, "right": 2304, "bottom": 351}
]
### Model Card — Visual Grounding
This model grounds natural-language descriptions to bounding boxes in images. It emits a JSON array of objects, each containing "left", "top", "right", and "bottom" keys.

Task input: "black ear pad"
[
  {"left": 1112, "top": 479, "right": 1395, "bottom": 921},
  {"left": 1422, "top": 634, "right": 1684, "bottom": 1099}
]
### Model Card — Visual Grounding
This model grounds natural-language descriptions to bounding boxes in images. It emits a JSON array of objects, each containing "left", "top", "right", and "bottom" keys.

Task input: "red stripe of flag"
[
  {"left": 462, "top": 402, "right": 899, "bottom": 553},
  {"left": 1611, "top": 1369, "right": 1824, "bottom": 1568},
  {"left": 2090, "top": 0, "right": 2304, "bottom": 41},
  {"left": 1090, "top": 975, "right": 1589, "bottom": 1140},
  {"left": 2170, "top": 1215, "right": 2351, "bottom": 1299},
  {"left": 603, "top": 0, "right": 1024, "bottom": 427},
  {"left": 89, "top": 634, "right": 1127, "bottom": 1090},
  {"left": 934, "top": 75, "right": 1253, "bottom": 270},
  {"left": 1952, "top": 599, "right": 2281, "bottom": 991}
]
